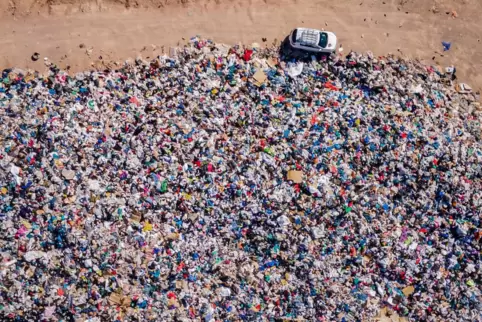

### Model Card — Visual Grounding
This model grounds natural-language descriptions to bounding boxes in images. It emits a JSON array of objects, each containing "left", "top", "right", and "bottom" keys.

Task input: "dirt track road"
[{"left": 0, "top": 0, "right": 481, "bottom": 90}]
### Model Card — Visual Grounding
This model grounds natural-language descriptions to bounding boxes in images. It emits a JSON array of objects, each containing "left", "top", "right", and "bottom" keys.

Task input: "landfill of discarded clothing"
[{"left": 0, "top": 37, "right": 481, "bottom": 322}]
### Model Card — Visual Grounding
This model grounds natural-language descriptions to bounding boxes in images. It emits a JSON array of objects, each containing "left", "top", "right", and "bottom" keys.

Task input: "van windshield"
[
  {"left": 291, "top": 29, "right": 298, "bottom": 43},
  {"left": 318, "top": 32, "right": 328, "bottom": 48}
]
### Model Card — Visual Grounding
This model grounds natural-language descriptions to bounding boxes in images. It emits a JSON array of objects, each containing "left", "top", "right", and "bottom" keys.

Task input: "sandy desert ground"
[{"left": 0, "top": 0, "right": 481, "bottom": 90}]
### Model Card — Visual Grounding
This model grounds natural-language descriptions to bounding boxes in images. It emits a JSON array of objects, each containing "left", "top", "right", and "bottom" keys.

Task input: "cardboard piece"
[
  {"left": 287, "top": 170, "right": 303, "bottom": 183},
  {"left": 402, "top": 285, "right": 414, "bottom": 297},
  {"left": 167, "top": 298, "right": 180, "bottom": 308},
  {"left": 130, "top": 214, "right": 141, "bottom": 222},
  {"left": 167, "top": 232, "right": 180, "bottom": 240},
  {"left": 108, "top": 293, "right": 123, "bottom": 305},
  {"left": 266, "top": 57, "right": 278, "bottom": 68},
  {"left": 252, "top": 69, "right": 267, "bottom": 87},
  {"left": 175, "top": 280, "right": 187, "bottom": 290},
  {"left": 64, "top": 195, "right": 77, "bottom": 204}
]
